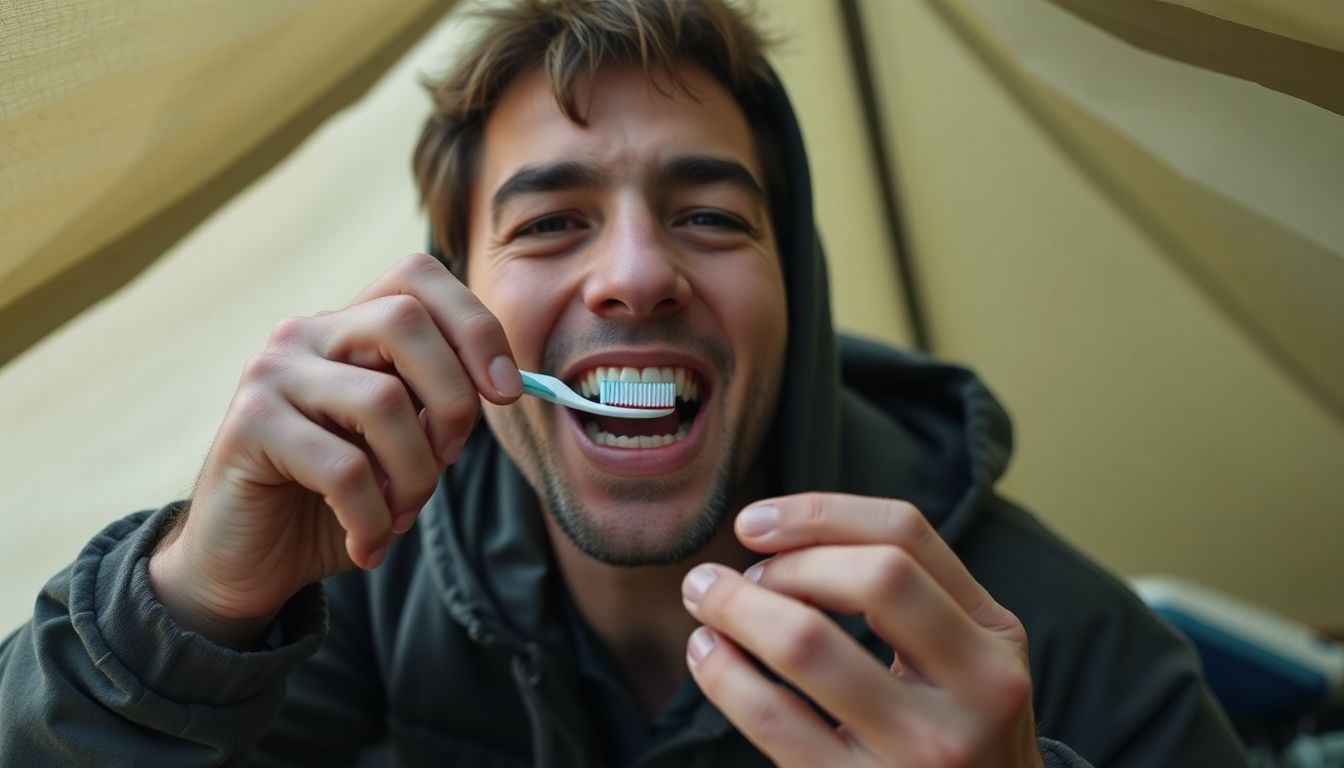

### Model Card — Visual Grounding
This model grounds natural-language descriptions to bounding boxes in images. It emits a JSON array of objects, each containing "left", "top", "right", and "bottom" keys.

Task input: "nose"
[{"left": 581, "top": 202, "right": 691, "bottom": 320}]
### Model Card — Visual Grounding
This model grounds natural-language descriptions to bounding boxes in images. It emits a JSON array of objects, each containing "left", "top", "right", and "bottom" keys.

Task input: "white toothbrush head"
[
  {"left": 598, "top": 380, "right": 675, "bottom": 409},
  {"left": 519, "top": 371, "right": 674, "bottom": 418}
]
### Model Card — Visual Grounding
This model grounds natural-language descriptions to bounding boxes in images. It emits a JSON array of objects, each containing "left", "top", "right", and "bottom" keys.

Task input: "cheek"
[
  {"left": 470, "top": 264, "right": 572, "bottom": 369},
  {"left": 704, "top": 259, "right": 788, "bottom": 365}
]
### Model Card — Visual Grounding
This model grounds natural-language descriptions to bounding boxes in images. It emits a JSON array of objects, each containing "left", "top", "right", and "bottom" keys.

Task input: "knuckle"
[
  {"left": 773, "top": 615, "right": 830, "bottom": 672},
  {"left": 443, "top": 377, "right": 481, "bottom": 410},
  {"left": 989, "top": 612, "right": 1031, "bottom": 652},
  {"left": 239, "top": 351, "right": 285, "bottom": 385},
  {"left": 455, "top": 302, "right": 505, "bottom": 345},
  {"left": 380, "top": 294, "right": 431, "bottom": 335},
  {"left": 739, "top": 695, "right": 794, "bottom": 744},
  {"left": 435, "top": 384, "right": 482, "bottom": 431},
  {"left": 400, "top": 251, "right": 445, "bottom": 279},
  {"left": 267, "top": 315, "right": 309, "bottom": 347},
  {"left": 228, "top": 385, "right": 274, "bottom": 425},
  {"left": 361, "top": 374, "right": 412, "bottom": 418},
  {"left": 924, "top": 733, "right": 974, "bottom": 768},
  {"left": 978, "top": 655, "right": 1033, "bottom": 725},
  {"left": 868, "top": 548, "right": 918, "bottom": 599},
  {"left": 880, "top": 499, "right": 928, "bottom": 545},
  {"left": 219, "top": 388, "right": 274, "bottom": 448},
  {"left": 325, "top": 448, "right": 373, "bottom": 497}
]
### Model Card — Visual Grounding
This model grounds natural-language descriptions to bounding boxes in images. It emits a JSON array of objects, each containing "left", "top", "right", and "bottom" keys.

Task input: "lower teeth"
[{"left": 585, "top": 421, "right": 690, "bottom": 448}]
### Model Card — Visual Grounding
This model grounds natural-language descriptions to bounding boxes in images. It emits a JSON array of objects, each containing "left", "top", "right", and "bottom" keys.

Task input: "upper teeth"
[{"left": 576, "top": 366, "right": 699, "bottom": 401}]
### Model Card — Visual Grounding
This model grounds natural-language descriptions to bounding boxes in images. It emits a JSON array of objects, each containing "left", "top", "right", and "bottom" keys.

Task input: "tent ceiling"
[
  {"left": 0, "top": 0, "right": 454, "bottom": 366},
  {"left": 921, "top": 0, "right": 1344, "bottom": 421},
  {"left": 1048, "top": 0, "right": 1344, "bottom": 117}
]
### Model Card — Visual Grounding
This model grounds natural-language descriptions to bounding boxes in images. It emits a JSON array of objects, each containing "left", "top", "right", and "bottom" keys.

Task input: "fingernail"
[
  {"left": 489, "top": 355, "right": 523, "bottom": 398},
  {"left": 392, "top": 511, "right": 417, "bottom": 535},
  {"left": 688, "top": 626, "right": 716, "bottom": 665},
  {"left": 737, "top": 505, "right": 778, "bottom": 537},
  {"left": 365, "top": 546, "right": 387, "bottom": 570},
  {"left": 683, "top": 565, "right": 717, "bottom": 603},
  {"left": 743, "top": 562, "right": 764, "bottom": 583}
]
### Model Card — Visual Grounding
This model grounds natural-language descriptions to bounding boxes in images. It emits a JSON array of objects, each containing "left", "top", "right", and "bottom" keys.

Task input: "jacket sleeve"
[
  {"left": 1038, "top": 738, "right": 1094, "bottom": 767},
  {"left": 0, "top": 505, "right": 327, "bottom": 766},
  {"left": 252, "top": 568, "right": 391, "bottom": 764}
]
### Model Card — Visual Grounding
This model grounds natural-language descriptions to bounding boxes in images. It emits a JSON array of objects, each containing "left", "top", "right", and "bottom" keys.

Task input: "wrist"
[{"left": 148, "top": 529, "right": 276, "bottom": 650}]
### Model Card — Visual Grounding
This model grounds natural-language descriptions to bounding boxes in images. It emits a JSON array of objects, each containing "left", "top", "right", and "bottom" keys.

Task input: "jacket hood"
[
  {"left": 418, "top": 63, "right": 1015, "bottom": 648},
  {"left": 738, "top": 71, "right": 1014, "bottom": 546}
]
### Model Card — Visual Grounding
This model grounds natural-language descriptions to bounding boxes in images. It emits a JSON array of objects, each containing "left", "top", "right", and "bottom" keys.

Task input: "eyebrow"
[
  {"left": 488, "top": 154, "right": 767, "bottom": 230},
  {"left": 491, "top": 161, "right": 605, "bottom": 229},
  {"left": 655, "top": 154, "right": 766, "bottom": 209}
]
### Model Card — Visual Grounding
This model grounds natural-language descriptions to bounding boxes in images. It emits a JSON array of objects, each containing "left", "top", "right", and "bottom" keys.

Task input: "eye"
[
  {"left": 515, "top": 214, "right": 582, "bottom": 239},
  {"left": 679, "top": 210, "right": 750, "bottom": 231}
]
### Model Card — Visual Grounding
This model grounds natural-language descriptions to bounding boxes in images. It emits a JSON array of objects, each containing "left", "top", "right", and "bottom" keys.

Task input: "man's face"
[{"left": 466, "top": 64, "right": 788, "bottom": 565}]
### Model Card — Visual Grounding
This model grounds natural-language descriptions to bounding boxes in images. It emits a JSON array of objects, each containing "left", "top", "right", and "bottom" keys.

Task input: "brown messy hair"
[{"left": 412, "top": 0, "right": 780, "bottom": 280}]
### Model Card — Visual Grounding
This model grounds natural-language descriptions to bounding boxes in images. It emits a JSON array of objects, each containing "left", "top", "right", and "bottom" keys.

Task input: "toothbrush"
[{"left": 519, "top": 371, "right": 675, "bottom": 419}]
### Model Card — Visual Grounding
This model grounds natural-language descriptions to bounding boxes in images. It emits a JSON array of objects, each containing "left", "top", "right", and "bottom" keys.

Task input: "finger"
[
  {"left": 684, "top": 564, "right": 920, "bottom": 753},
  {"left": 288, "top": 296, "right": 482, "bottom": 464},
  {"left": 735, "top": 493, "right": 999, "bottom": 624},
  {"left": 744, "top": 545, "right": 1008, "bottom": 697},
  {"left": 349, "top": 253, "right": 522, "bottom": 403},
  {"left": 685, "top": 626, "right": 860, "bottom": 768},
  {"left": 276, "top": 357, "right": 440, "bottom": 529},
  {"left": 255, "top": 401, "right": 394, "bottom": 569}
]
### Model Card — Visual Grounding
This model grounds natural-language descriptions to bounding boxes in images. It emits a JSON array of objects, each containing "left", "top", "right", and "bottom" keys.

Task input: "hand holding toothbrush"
[{"left": 148, "top": 253, "right": 523, "bottom": 647}]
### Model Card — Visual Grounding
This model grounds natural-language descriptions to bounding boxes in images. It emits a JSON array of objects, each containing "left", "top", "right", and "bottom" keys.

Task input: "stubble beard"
[{"left": 534, "top": 418, "right": 740, "bottom": 566}]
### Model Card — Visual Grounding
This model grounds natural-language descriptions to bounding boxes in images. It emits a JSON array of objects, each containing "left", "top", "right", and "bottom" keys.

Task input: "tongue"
[{"left": 595, "top": 413, "right": 680, "bottom": 437}]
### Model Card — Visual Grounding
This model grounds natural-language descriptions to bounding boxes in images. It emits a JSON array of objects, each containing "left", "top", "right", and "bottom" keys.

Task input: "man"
[{"left": 0, "top": 1, "right": 1246, "bottom": 765}]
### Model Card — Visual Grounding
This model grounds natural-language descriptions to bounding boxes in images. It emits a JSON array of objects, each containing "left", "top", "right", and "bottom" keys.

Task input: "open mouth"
[{"left": 568, "top": 365, "right": 705, "bottom": 449}]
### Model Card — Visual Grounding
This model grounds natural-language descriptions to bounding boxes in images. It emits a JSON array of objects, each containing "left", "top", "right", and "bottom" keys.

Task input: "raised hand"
[
  {"left": 148, "top": 253, "right": 522, "bottom": 647},
  {"left": 682, "top": 493, "right": 1043, "bottom": 767}
]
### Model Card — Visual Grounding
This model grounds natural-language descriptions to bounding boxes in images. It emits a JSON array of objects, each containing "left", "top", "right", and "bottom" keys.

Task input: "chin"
[{"left": 543, "top": 464, "right": 736, "bottom": 567}]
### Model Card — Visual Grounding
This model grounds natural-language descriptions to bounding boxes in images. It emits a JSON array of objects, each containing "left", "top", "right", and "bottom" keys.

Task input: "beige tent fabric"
[
  {"left": 861, "top": 0, "right": 1343, "bottom": 625},
  {"left": 1048, "top": 0, "right": 1344, "bottom": 117},
  {"left": 1168, "top": 0, "right": 1344, "bottom": 52},
  {"left": 1167, "top": 0, "right": 1344, "bottom": 52},
  {"left": 928, "top": 0, "right": 1344, "bottom": 423},
  {"left": 0, "top": 0, "right": 453, "bottom": 367}
]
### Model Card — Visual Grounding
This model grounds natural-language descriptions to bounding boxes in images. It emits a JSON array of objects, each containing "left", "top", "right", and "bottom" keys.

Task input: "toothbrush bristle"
[{"left": 599, "top": 380, "right": 675, "bottom": 409}]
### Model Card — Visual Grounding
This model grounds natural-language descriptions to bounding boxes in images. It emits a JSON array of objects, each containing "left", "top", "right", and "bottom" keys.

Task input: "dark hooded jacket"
[{"left": 0, "top": 66, "right": 1247, "bottom": 767}]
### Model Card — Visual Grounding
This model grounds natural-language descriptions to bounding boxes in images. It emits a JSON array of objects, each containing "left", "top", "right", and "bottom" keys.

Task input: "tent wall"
[
  {"left": 858, "top": 0, "right": 1343, "bottom": 627},
  {"left": 759, "top": 1, "right": 915, "bottom": 348},
  {"left": 0, "top": 0, "right": 454, "bottom": 366}
]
